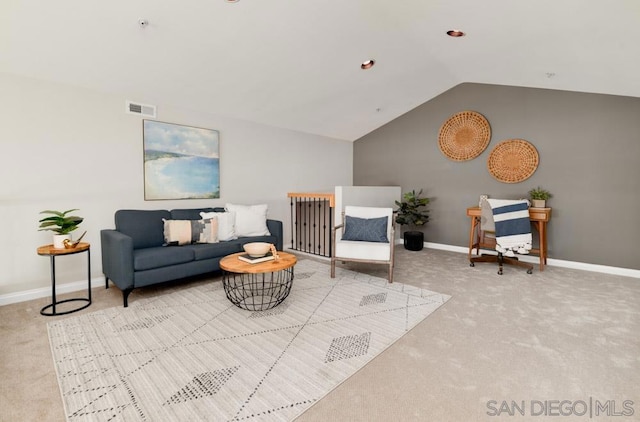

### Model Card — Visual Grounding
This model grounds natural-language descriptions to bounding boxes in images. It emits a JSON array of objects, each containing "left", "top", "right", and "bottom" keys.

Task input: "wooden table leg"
[
  {"left": 535, "top": 221, "right": 545, "bottom": 271},
  {"left": 539, "top": 221, "right": 547, "bottom": 269},
  {"left": 468, "top": 217, "right": 478, "bottom": 260}
]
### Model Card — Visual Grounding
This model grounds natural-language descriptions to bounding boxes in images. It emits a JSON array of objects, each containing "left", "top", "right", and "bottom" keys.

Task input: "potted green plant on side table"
[
  {"left": 528, "top": 186, "right": 552, "bottom": 208},
  {"left": 395, "top": 189, "right": 430, "bottom": 251},
  {"left": 38, "top": 209, "right": 85, "bottom": 249}
]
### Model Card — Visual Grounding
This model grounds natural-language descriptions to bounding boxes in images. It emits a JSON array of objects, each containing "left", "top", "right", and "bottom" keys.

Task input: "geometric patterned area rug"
[{"left": 48, "top": 259, "right": 450, "bottom": 421}]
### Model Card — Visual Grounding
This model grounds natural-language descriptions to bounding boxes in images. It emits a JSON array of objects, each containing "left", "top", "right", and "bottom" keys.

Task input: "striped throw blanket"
[{"left": 487, "top": 199, "right": 532, "bottom": 257}]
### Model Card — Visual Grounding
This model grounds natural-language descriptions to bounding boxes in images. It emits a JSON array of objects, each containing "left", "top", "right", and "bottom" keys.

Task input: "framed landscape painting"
[{"left": 143, "top": 120, "right": 220, "bottom": 200}]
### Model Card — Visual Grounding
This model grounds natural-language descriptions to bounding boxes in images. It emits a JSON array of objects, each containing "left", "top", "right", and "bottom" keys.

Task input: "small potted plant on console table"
[
  {"left": 38, "top": 209, "right": 85, "bottom": 249},
  {"left": 528, "top": 186, "right": 552, "bottom": 208},
  {"left": 395, "top": 189, "right": 430, "bottom": 251}
]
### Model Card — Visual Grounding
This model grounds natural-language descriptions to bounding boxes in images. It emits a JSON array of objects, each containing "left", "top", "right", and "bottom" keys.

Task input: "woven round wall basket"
[
  {"left": 438, "top": 111, "right": 491, "bottom": 161},
  {"left": 487, "top": 139, "right": 539, "bottom": 183}
]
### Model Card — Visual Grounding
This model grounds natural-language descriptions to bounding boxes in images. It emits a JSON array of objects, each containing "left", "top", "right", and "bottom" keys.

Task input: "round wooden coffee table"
[{"left": 220, "top": 251, "right": 297, "bottom": 311}]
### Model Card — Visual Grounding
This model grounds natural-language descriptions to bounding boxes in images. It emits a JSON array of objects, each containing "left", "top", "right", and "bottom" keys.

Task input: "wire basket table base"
[{"left": 223, "top": 267, "right": 294, "bottom": 311}]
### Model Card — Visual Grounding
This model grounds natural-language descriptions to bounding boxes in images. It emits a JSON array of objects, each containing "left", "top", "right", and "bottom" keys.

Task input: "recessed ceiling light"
[
  {"left": 447, "top": 29, "right": 465, "bottom": 37},
  {"left": 361, "top": 59, "right": 375, "bottom": 70}
]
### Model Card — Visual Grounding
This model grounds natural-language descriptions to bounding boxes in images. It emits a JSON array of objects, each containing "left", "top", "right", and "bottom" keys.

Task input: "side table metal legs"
[
  {"left": 223, "top": 267, "right": 294, "bottom": 311},
  {"left": 40, "top": 248, "right": 92, "bottom": 316}
]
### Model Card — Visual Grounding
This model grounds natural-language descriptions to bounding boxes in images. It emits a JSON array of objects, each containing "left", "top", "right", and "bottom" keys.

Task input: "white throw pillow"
[
  {"left": 200, "top": 211, "right": 237, "bottom": 241},
  {"left": 224, "top": 203, "right": 271, "bottom": 237}
]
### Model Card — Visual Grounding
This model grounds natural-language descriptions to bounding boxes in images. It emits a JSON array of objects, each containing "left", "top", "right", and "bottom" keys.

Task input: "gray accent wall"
[{"left": 354, "top": 83, "right": 640, "bottom": 270}]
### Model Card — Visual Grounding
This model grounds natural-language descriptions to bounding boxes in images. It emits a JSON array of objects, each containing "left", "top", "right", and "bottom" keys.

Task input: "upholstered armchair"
[{"left": 331, "top": 206, "right": 395, "bottom": 282}]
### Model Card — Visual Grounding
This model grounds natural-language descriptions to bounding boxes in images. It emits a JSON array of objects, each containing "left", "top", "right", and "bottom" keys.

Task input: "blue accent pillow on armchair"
[{"left": 342, "top": 215, "right": 389, "bottom": 243}]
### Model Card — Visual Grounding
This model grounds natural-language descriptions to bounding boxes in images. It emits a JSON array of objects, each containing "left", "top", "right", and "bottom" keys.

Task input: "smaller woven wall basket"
[
  {"left": 487, "top": 139, "right": 539, "bottom": 183},
  {"left": 438, "top": 111, "right": 491, "bottom": 161}
]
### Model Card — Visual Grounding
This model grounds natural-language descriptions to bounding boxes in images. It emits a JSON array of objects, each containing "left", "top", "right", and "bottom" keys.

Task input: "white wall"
[{"left": 0, "top": 72, "right": 352, "bottom": 298}]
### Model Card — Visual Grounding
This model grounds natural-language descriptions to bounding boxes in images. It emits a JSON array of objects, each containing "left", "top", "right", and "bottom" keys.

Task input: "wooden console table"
[{"left": 466, "top": 207, "right": 552, "bottom": 271}]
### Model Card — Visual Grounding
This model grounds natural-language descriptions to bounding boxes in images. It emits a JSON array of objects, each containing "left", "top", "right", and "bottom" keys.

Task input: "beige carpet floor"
[{"left": 1, "top": 248, "right": 639, "bottom": 422}]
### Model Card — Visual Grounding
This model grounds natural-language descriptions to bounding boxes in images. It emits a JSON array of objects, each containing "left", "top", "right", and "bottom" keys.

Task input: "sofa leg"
[
  {"left": 105, "top": 277, "right": 109, "bottom": 289},
  {"left": 123, "top": 288, "right": 133, "bottom": 307}
]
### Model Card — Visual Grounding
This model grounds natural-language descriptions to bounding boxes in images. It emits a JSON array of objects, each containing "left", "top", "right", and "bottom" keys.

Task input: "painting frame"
[{"left": 143, "top": 120, "right": 220, "bottom": 200}]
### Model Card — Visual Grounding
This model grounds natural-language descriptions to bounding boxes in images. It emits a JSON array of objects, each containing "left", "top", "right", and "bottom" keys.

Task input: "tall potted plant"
[
  {"left": 38, "top": 209, "right": 84, "bottom": 248},
  {"left": 395, "top": 189, "right": 430, "bottom": 251}
]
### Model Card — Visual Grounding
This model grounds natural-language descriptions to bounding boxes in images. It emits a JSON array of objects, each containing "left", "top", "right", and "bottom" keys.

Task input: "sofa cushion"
[
  {"left": 238, "top": 235, "right": 278, "bottom": 247},
  {"left": 335, "top": 239, "right": 391, "bottom": 261},
  {"left": 133, "top": 246, "right": 195, "bottom": 271},
  {"left": 182, "top": 241, "right": 242, "bottom": 261},
  {"left": 115, "top": 210, "right": 171, "bottom": 249}
]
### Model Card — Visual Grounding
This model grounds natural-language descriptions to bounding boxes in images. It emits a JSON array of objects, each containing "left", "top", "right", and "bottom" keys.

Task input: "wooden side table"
[{"left": 37, "top": 242, "right": 92, "bottom": 316}]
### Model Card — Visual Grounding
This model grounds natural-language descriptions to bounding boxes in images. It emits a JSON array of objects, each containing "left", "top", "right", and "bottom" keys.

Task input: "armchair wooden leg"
[
  {"left": 330, "top": 258, "right": 336, "bottom": 278},
  {"left": 388, "top": 265, "right": 393, "bottom": 283}
]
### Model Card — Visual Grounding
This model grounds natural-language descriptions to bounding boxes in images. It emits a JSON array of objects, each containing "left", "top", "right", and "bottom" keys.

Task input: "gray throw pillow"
[{"left": 342, "top": 215, "right": 389, "bottom": 243}]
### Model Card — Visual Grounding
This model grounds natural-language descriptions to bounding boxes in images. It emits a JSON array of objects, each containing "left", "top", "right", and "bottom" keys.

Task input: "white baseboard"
[
  {"left": 420, "top": 241, "right": 640, "bottom": 279},
  {"left": 304, "top": 241, "right": 640, "bottom": 279},
  {"left": 0, "top": 277, "right": 105, "bottom": 307},
  {"left": 2, "top": 244, "right": 638, "bottom": 307}
]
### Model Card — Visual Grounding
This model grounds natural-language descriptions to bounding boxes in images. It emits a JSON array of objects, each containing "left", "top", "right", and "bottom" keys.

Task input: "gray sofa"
[{"left": 101, "top": 207, "right": 283, "bottom": 307}]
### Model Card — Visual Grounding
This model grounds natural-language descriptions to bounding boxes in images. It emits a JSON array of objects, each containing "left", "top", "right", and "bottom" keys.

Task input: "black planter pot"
[{"left": 403, "top": 231, "right": 424, "bottom": 251}]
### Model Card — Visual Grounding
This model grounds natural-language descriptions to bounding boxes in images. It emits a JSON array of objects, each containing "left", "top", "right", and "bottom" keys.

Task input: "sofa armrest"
[
  {"left": 267, "top": 219, "right": 283, "bottom": 251},
  {"left": 100, "top": 229, "right": 135, "bottom": 290}
]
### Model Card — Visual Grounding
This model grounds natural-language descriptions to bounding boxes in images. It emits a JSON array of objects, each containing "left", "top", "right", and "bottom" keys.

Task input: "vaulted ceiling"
[{"left": 2, "top": 1, "right": 639, "bottom": 141}]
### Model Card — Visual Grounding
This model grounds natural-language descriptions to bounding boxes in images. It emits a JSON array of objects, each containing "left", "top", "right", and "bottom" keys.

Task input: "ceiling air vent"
[{"left": 126, "top": 101, "right": 156, "bottom": 118}]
